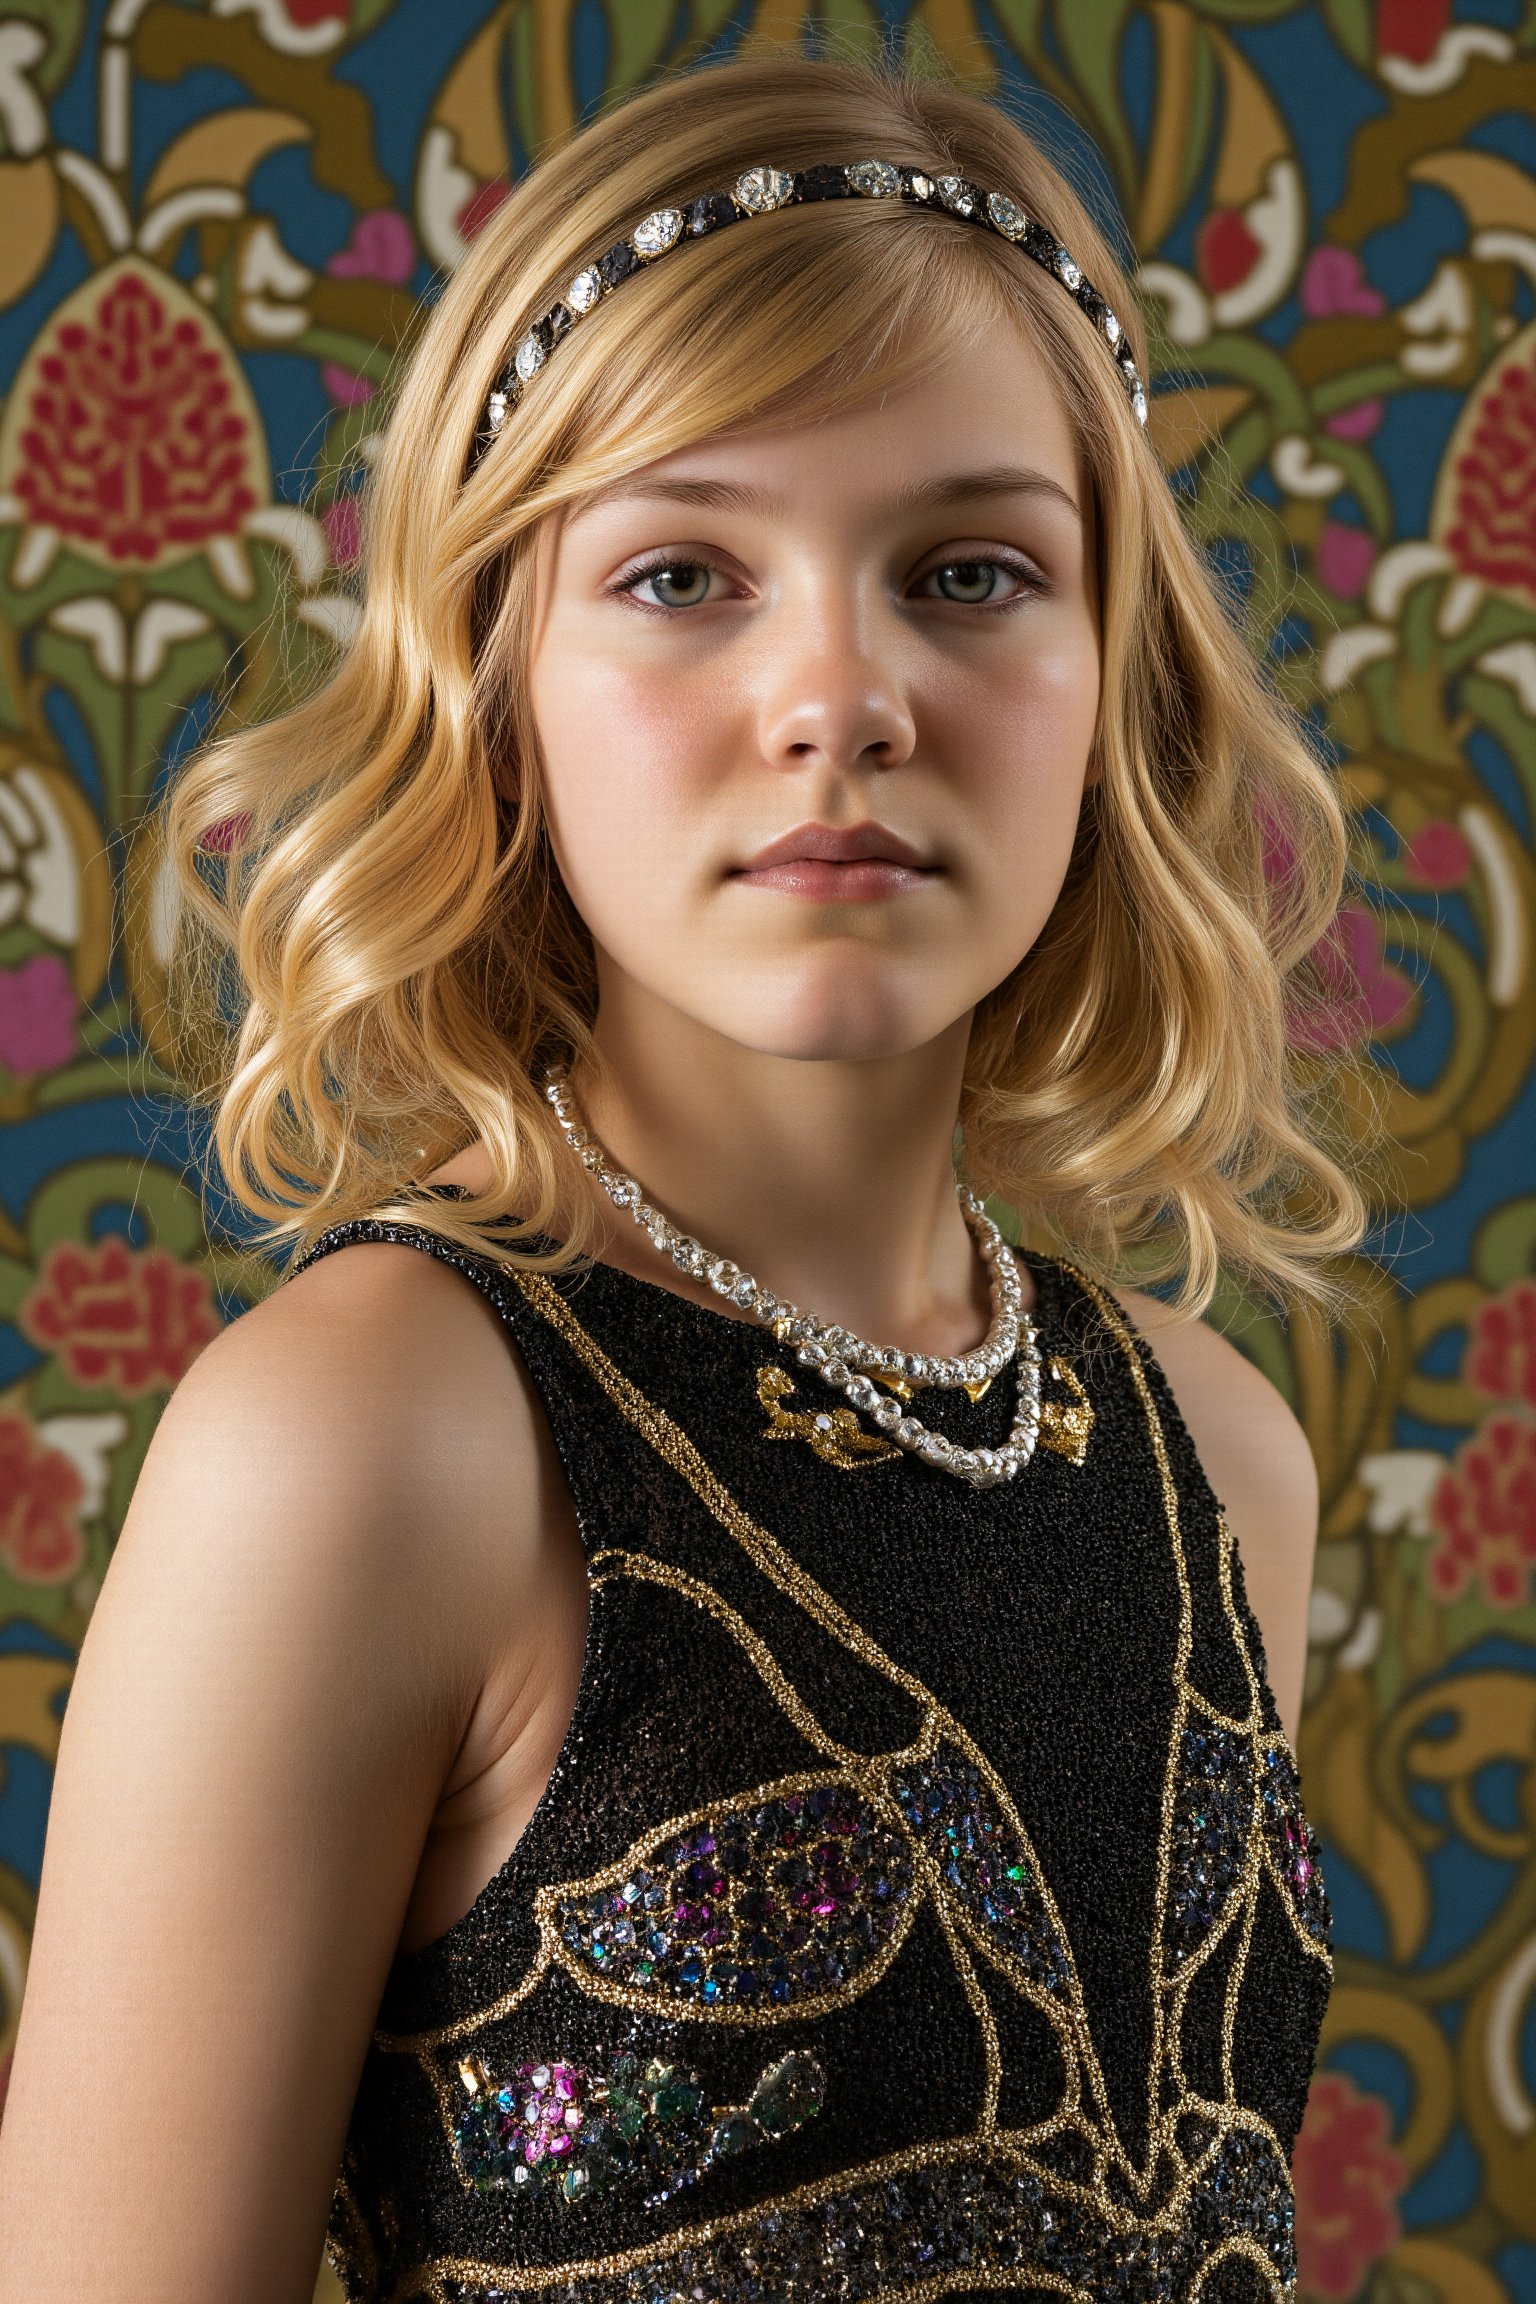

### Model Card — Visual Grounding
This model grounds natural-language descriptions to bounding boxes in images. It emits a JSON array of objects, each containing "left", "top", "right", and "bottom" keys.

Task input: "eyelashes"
[{"left": 608, "top": 552, "right": 1047, "bottom": 617}]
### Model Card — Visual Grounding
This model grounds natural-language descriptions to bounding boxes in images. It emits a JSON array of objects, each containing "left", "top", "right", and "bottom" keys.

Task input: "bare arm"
[
  {"left": 0, "top": 1245, "right": 538, "bottom": 2304},
  {"left": 1113, "top": 1289, "right": 1319, "bottom": 1744}
]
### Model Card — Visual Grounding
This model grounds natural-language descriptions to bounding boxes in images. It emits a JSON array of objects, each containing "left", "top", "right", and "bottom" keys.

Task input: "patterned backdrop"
[{"left": 0, "top": 2, "right": 1532, "bottom": 2298}]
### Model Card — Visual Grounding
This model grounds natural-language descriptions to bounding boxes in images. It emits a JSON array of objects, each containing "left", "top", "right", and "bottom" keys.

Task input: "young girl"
[{"left": 0, "top": 49, "right": 1366, "bottom": 2304}]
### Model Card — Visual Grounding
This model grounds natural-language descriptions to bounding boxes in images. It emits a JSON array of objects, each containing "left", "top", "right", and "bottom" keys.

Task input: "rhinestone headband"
[{"left": 471, "top": 157, "right": 1147, "bottom": 470}]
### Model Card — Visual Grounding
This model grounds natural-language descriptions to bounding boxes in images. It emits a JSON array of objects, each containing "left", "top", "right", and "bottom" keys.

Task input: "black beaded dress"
[{"left": 289, "top": 1193, "right": 1331, "bottom": 2304}]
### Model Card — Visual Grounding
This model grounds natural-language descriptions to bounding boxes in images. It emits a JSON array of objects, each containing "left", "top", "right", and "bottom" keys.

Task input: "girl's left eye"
[
  {"left": 609, "top": 553, "right": 1044, "bottom": 614},
  {"left": 916, "top": 556, "right": 1044, "bottom": 608}
]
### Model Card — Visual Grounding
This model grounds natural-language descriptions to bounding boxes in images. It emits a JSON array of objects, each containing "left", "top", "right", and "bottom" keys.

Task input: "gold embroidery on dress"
[
  {"left": 365, "top": 1257, "right": 1315, "bottom": 2303},
  {"left": 1038, "top": 1355, "right": 1094, "bottom": 1464},
  {"left": 756, "top": 1363, "right": 901, "bottom": 1467}
]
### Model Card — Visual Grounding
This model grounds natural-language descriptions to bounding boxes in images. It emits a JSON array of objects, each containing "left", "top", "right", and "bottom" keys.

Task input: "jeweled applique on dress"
[{"left": 291, "top": 1204, "right": 1331, "bottom": 2303}]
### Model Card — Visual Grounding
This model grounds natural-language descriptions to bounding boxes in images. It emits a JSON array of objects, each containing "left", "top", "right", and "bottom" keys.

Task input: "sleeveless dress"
[{"left": 289, "top": 1194, "right": 1331, "bottom": 2304}]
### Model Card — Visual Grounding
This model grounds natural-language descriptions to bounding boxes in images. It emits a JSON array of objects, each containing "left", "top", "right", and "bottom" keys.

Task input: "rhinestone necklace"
[{"left": 543, "top": 1072, "right": 1044, "bottom": 1489}]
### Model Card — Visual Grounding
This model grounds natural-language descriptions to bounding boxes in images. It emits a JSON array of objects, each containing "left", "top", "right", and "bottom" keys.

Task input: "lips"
[
  {"left": 737, "top": 820, "right": 932, "bottom": 873},
  {"left": 729, "top": 821, "right": 939, "bottom": 904}
]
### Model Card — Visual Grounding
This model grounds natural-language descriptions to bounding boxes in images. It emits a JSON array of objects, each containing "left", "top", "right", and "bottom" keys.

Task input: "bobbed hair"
[{"left": 145, "top": 48, "right": 1369, "bottom": 1314}]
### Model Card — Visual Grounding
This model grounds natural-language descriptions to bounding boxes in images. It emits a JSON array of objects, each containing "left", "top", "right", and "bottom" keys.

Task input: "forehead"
[{"left": 560, "top": 307, "right": 1086, "bottom": 533}]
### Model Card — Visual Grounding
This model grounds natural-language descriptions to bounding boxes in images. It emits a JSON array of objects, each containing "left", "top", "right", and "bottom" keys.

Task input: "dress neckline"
[{"left": 415, "top": 1178, "right": 1050, "bottom": 1349}]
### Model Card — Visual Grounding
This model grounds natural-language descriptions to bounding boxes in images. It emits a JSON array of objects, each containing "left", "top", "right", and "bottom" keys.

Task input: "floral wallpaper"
[{"left": 0, "top": 4, "right": 1532, "bottom": 2300}]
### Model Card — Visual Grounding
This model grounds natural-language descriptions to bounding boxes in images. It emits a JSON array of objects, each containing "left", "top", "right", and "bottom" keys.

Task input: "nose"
[{"left": 753, "top": 582, "right": 918, "bottom": 778}]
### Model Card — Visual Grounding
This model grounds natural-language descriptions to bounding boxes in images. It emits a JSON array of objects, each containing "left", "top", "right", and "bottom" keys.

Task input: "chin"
[{"left": 696, "top": 964, "right": 949, "bottom": 1064}]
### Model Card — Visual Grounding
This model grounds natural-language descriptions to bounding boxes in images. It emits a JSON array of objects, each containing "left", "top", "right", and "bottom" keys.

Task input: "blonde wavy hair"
[{"left": 144, "top": 47, "right": 1370, "bottom": 1314}]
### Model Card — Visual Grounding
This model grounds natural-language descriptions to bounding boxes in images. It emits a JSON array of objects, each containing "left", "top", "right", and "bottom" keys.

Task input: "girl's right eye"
[{"left": 610, "top": 556, "right": 724, "bottom": 612}]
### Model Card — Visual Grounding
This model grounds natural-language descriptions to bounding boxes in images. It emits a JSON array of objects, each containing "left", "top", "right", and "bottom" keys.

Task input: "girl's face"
[{"left": 526, "top": 308, "right": 1102, "bottom": 1065}]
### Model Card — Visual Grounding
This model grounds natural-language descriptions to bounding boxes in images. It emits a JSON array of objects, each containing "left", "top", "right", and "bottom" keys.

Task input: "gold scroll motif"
[{"left": 755, "top": 1352, "right": 1095, "bottom": 1470}]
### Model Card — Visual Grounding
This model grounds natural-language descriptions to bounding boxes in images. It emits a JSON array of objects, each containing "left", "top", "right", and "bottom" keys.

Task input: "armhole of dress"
[
  {"left": 284, "top": 1205, "right": 623, "bottom": 1976},
  {"left": 1046, "top": 1258, "right": 1287, "bottom": 1739}
]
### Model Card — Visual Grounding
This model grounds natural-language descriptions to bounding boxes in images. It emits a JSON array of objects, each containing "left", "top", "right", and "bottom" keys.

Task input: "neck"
[{"left": 570, "top": 995, "right": 1005, "bottom": 1357}]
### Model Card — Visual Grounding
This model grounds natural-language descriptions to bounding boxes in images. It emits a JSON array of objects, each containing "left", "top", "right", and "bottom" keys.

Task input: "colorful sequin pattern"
[
  {"left": 286, "top": 1218, "right": 1332, "bottom": 2304},
  {"left": 892, "top": 1744, "right": 1072, "bottom": 1995},
  {"left": 438, "top": 2120, "right": 1295, "bottom": 2303},
  {"left": 556, "top": 1783, "right": 916, "bottom": 2010},
  {"left": 1164, "top": 1723, "right": 1257, "bottom": 1969},
  {"left": 451, "top": 2046, "right": 825, "bottom": 2208},
  {"left": 1261, "top": 1740, "right": 1331, "bottom": 1947}
]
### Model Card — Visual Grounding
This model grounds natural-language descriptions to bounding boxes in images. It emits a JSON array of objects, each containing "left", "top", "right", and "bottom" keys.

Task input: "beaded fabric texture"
[
  {"left": 289, "top": 1193, "right": 1331, "bottom": 2303},
  {"left": 470, "top": 158, "right": 1149, "bottom": 470}
]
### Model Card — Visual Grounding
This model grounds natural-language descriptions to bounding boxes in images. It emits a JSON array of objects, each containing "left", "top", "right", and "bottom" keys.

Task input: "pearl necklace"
[{"left": 543, "top": 1073, "right": 1044, "bottom": 1489}]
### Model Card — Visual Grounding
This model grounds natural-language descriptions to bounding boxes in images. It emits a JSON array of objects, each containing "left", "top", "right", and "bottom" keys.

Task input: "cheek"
[
  {"left": 942, "top": 630, "right": 1100, "bottom": 853},
  {"left": 531, "top": 646, "right": 714, "bottom": 918}
]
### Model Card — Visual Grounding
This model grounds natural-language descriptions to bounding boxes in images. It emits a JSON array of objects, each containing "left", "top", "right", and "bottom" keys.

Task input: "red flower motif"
[
  {"left": 1195, "top": 208, "right": 1264, "bottom": 296},
  {"left": 1427, "top": 1411, "right": 1536, "bottom": 1609},
  {"left": 4, "top": 261, "right": 263, "bottom": 569},
  {"left": 17, "top": 1235, "right": 223, "bottom": 1398},
  {"left": 1292, "top": 2071, "right": 1409, "bottom": 2301},
  {"left": 1465, "top": 1278, "right": 1536, "bottom": 1409},
  {"left": 1442, "top": 347, "right": 1536, "bottom": 605},
  {"left": 0, "top": 1408, "right": 87, "bottom": 1585},
  {"left": 458, "top": 179, "right": 510, "bottom": 242},
  {"left": 1376, "top": 0, "right": 1450, "bottom": 64}
]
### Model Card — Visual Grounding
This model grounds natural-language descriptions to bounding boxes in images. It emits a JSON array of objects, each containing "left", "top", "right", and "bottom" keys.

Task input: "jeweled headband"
[{"left": 470, "top": 157, "right": 1147, "bottom": 470}]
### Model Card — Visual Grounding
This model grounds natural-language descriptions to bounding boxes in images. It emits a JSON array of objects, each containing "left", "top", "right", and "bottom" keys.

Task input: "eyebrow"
[{"left": 566, "top": 462, "right": 1082, "bottom": 527}]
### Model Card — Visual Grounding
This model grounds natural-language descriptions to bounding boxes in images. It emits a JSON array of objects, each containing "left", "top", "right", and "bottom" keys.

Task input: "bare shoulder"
[
  {"left": 141, "top": 1231, "right": 550, "bottom": 1654},
  {"left": 1110, "top": 1287, "right": 1318, "bottom": 1743},
  {"left": 0, "top": 1232, "right": 548, "bottom": 2301}
]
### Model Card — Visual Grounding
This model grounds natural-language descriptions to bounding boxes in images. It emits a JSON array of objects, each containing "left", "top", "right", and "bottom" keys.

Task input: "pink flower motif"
[
  {"left": 321, "top": 494, "right": 362, "bottom": 566},
  {"left": 1465, "top": 1278, "right": 1536, "bottom": 1410},
  {"left": 319, "top": 210, "right": 413, "bottom": 406},
  {"left": 1402, "top": 817, "right": 1471, "bottom": 890},
  {"left": 321, "top": 362, "right": 375, "bottom": 408},
  {"left": 1316, "top": 522, "right": 1377, "bottom": 598},
  {"left": 514, "top": 2060, "right": 585, "bottom": 2165},
  {"left": 0, "top": 1407, "right": 87, "bottom": 1585},
  {"left": 1292, "top": 2071, "right": 1409, "bottom": 2300},
  {"left": 199, "top": 812, "right": 251, "bottom": 854},
  {"left": 1291, "top": 905, "right": 1413, "bottom": 1050},
  {"left": 326, "top": 209, "right": 415, "bottom": 285},
  {"left": 1300, "top": 247, "right": 1386, "bottom": 322},
  {"left": 0, "top": 951, "right": 78, "bottom": 1074},
  {"left": 18, "top": 1235, "right": 224, "bottom": 1398},
  {"left": 1324, "top": 399, "right": 1385, "bottom": 442}
]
